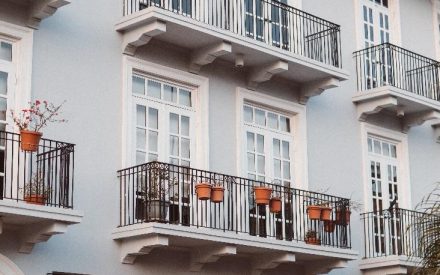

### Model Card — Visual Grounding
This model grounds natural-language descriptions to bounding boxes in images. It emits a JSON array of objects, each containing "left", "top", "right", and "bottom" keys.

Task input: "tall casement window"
[
  {"left": 367, "top": 135, "right": 402, "bottom": 256},
  {"left": 361, "top": 0, "right": 392, "bottom": 89},
  {"left": 131, "top": 74, "right": 195, "bottom": 167},
  {"left": 0, "top": 39, "right": 14, "bottom": 132},
  {"left": 243, "top": 103, "right": 293, "bottom": 187}
]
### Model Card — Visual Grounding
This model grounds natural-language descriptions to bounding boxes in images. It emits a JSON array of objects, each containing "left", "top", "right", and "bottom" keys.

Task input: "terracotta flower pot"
[
  {"left": 195, "top": 183, "right": 212, "bottom": 200},
  {"left": 269, "top": 197, "right": 282, "bottom": 213},
  {"left": 335, "top": 208, "right": 351, "bottom": 225},
  {"left": 20, "top": 130, "right": 42, "bottom": 152},
  {"left": 307, "top": 205, "right": 322, "bottom": 220},
  {"left": 320, "top": 206, "right": 332, "bottom": 221},
  {"left": 324, "top": 220, "right": 336, "bottom": 233},
  {"left": 305, "top": 237, "right": 320, "bottom": 245},
  {"left": 211, "top": 186, "right": 225, "bottom": 203},
  {"left": 24, "top": 195, "right": 45, "bottom": 205},
  {"left": 254, "top": 186, "right": 272, "bottom": 205}
]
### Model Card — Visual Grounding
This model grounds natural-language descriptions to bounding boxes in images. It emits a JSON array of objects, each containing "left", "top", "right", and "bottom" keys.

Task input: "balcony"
[
  {"left": 0, "top": 131, "right": 82, "bottom": 253},
  {"left": 117, "top": 0, "right": 348, "bottom": 101},
  {"left": 1, "top": 0, "right": 71, "bottom": 29},
  {"left": 353, "top": 43, "right": 440, "bottom": 134},
  {"left": 112, "top": 162, "right": 357, "bottom": 273},
  {"left": 360, "top": 208, "right": 439, "bottom": 274}
]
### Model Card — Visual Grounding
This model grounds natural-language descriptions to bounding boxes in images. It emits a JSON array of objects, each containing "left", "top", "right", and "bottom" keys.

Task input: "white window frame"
[
  {"left": 360, "top": 122, "right": 411, "bottom": 211},
  {"left": 122, "top": 56, "right": 209, "bottom": 170},
  {"left": 236, "top": 87, "right": 308, "bottom": 190},
  {"left": 0, "top": 21, "right": 33, "bottom": 131},
  {"left": 353, "top": 0, "right": 402, "bottom": 49}
]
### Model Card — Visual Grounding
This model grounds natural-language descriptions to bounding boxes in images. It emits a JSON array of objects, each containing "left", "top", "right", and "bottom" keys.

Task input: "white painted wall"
[{"left": 0, "top": 0, "right": 439, "bottom": 274}]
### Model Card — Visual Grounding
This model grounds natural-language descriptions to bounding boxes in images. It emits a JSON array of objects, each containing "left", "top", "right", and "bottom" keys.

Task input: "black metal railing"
[
  {"left": 123, "top": 0, "right": 342, "bottom": 68},
  {"left": 361, "top": 208, "right": 440, "bottom": 259},
  {"left": 354, "top": 43, "right": 440, "bottom": 101},
  {"left": 0, "top": 131, "right": 75, "bottom": 208},
  {"left": 118, "top": 161, "right": 352, "bottom": 249}
]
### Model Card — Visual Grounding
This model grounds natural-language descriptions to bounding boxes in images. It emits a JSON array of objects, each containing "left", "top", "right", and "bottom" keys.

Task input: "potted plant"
[
  {"left": 195, "top": 180, "right": 212, "bottom": 200},
  {"left": 254, "top": 184, "right": 272, "bottom": 205},
  {"left": 305, "top": 230, "right": 320, "bottom": 245},
  {"left": 269, "top": 190, "right": 282, "bottom": 213},
  {"left": 211, "top": 182, "right": 224, "bottom": 203},
  {"left": 324, "top": 220, "right": 336, "bottom": 233},
  {"left": 11, "top": 100, "right": 66, "bottom": 152},
  {"left": 22, "top": 172, "right": 50, "bottom": 205}
]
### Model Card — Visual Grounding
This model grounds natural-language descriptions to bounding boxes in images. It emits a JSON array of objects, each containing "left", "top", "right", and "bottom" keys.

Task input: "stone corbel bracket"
[
  {"left": 431, "top": 122, "right": 440, "bottom": 143},
  {"left": 251, "top": 253, "right": 295, "bottom": 275},
  {"left": 19, "top": 222, "right": 68, "bottom": 254},
  {"left": 121, "top": 20, "right": 167, "bottom": 56},
  {"left": 120, "top": 234, "right": 169, "bottom": 264},
  {"left": 299, "top": 77, "right": 340, "bottom": 104},
  {"left": 355, "top": 95, "right": 398, "bottom": 122},
  {"left": 190, "top": 245, "right": 237, "bottom": 272},
  {"left": 247, "top": 60, "right": 288, "bottom": 90},
  {"left": 402, "top": 110, "right": 440, "bottom": 133},
  {"left": 189, "top": 41, "right": 232, "bottom": 74},
  {"left": 28, "top": 0, "right": 71, "bottom": 29}
]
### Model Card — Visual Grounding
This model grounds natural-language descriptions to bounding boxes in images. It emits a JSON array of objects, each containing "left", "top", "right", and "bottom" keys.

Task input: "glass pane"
[
  {"left": 244, "top": 105, "right": 253, "bottom": 123},
  {"left": 280, "top": 116, "right": 290, "bottom": 132},
  {"left": 147, "top": 80, "right": 161, "bottom": 99},
  {"left": 273, "top": 139, "right": 280, "bottom": 158},
  {"left": 179, "top": 89, "right": 191, "bottom": 107},
  {"left": 0, "top": 72, "right": 7, "bottom": 95},
  {"left": 247, "top": 132, "right": 255, "bottom": 151},
  {"left": 132, "top": 76, "right": 145, "bottom": 95},
  {"left": 268, "top": 113, "right": 278, "bottom": 129},
  {"left": 256, "top": 134, "right": 264, "bottom": 153},
  {"left": 136, "top": 151, "right": 146, "bottom": 164},
  {"left": 255, "top": 109, "right": 265, "bottom": 126},
  {"left": 170, "top": 113, "right": 179, "bottom": 134},
  {"left": 136, "top": 128, "right": 146, "bottom": 150},
  {"left": 148, "top": 108, "right": 158, "bottom": 130},
  {"left": 282, "top": 141, "right": 290, "bottom": 159},
  {"left": 257, "top": 155, "right": 265, "bottom": 173},
  {"left": 0, "top": 42, "right": 12, "bottom": 62},
  {"left": 136, "top": 105, "right": 146, "bottom": 126},
  {"left": 181, "top": 138, "right": 190, "bottom": 158},
  {"left": 247, "top": 153, "right": 256, "bottom": 172},
  {"left": 0, "top": 97, "right": 7, "bottom": 120},
  {"left": 274, "top": 159, "right": 281, "bottom": 178},
  {"left": 181, "top": 116, "right": 190, "bottom": 136},
  {"left": 148, "top": 131, "right": 158, "bottom": 152},
  {"left": 163, "top": 84, "right": 177, "bottom": 103},
  {"left": 170, "top": 135, "right": 179, "bottom": 156},
  {"left": 283, "top": 161, "right": 290, "bottom": 179}
]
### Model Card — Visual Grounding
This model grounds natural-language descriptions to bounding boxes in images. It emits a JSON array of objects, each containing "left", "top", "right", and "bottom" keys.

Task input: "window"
[
  {"left": 132, "top": 74, "right": 195, "bottom": 167},
  {"left": 243, "top": 103, "right": 293, "bottom": 187}
]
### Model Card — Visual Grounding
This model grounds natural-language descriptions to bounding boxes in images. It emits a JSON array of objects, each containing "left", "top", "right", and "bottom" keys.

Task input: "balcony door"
[
  {"left": 367, "top": 135, "right": 402, "bottom": 256},
  {"left": 244, "top": 0, "right": 289, "bottom": 49},
  {"left": 242, "top": 103, "right": 294, "bottom": 239},
  {"left": 361, "top": 0, "right": 392, "bottom": 89}
]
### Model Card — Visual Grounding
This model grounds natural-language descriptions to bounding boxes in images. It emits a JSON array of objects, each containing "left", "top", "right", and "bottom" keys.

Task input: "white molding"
[
  {"left": 235, "top": 87, "right": 309, "bottom": 190},
  {"left": 122, "top": 56, "right": 210, "bottom": 170},
  {"left": 0, "top": 253, "right": 24, "bottom": 275},
  {"left": 360, "top": 123, "right": 412, "bottom": 211}
]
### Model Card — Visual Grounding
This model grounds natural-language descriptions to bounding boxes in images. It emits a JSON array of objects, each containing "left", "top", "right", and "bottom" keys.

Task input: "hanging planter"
[
  {"left": 307, "top": 205, "right": 322, "bottom": 220},
  {"left": 20, "top": 130, "right": 43, "bottom": 152},
  {"left": 324, "top": 220, "right": 336, "bottom": 233},
  {"left": 305, "top": 230, "right": 320, "bottom": 245},
  {"left": 195, "top": 183, "right": 212, "bottom": 200},
  {"left": 320, "top": 206, "right": 332, "bottom": 221},
  {"left": 335, "top": 208, "right": 351, "bottom": 225},
  {"left": 269, "top": 197, "right": 282, "bottom": 213},
  {"left": 254, "top": 186, "right": 272, "bottom": 205},
  {"left": 211, "top": 186, "right": 225, "bottom": 203}
]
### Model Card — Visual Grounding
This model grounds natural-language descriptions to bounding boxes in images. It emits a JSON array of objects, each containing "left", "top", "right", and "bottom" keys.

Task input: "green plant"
[{"left": 411, "top": 183, "right": 440, "bottom": 275}]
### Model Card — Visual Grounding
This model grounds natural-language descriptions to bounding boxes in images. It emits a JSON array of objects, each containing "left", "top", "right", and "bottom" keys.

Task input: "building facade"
[{"left": 0, "top": 0, "right": 439, "bottom": 274}]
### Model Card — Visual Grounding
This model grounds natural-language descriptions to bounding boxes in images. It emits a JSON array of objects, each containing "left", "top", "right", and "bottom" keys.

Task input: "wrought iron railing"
[
  {"left": 0, "top": 131, "right": 75, "bottom": 208},
  {"left": 118, "top": 161, "right": 352, "bottom": 249},
  {"left": 123, "top": 0, "right": 342, "bottom": 68},
  {"left": 354, "top": 43, "right": 440, "bottom": 101},
  {"left": 361, "top": 208, "right": 440, "bottom": 259}
]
